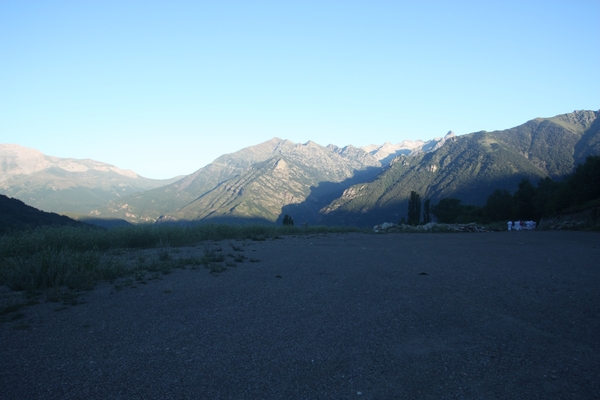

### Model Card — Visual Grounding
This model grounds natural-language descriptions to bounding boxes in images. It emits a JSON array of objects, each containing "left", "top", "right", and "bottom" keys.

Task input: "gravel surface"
[{"left": 1, "top": 231, "right": 599, "bottom": 399}]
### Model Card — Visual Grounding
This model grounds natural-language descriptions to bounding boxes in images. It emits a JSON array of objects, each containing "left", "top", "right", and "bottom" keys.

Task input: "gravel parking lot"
[{"left": 1, "top": 231, "right": 599, "bottom": 399}]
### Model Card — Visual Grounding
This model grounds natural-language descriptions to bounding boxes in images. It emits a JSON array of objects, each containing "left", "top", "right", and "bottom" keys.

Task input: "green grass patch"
[
  {"left": 1, "top": 248, "right": 101, "bottom": 292},
  {"left": 231, "top": 253, "right": 247, "bottom": 263},
  {"left": 0, "top": 223, "right": 361, "bottom": 293},
  {"left": 1, "top": 304, "right": 22, "bottom": 314}
]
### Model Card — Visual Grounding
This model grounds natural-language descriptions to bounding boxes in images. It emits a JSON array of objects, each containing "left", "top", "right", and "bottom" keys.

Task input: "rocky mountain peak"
[
  {"left": 0, "top": 144, "right": 50, "bottom": 179},
  {"left": 0, "top": 143, "right": 139, "bottom": 180},
  {"left": 540, "top": 110, "right": 600, "bottom": 134},
  {"left": 361, "top": 135, "right": 449, "bottom": 165},
  {"left": 302, "top": 140, "right": 321, "bottom": 149},
  {"left": 560, "top": 110, "right": 598, "bottom": 125}
]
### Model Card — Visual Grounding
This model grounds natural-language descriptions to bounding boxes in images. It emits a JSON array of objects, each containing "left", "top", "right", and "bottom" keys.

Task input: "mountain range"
[
  {"left": 89, "top": 133, "right": 455, "bottom": 224},
  {"left": 0, "top": 144, "right": 181, "bottom": 215},
  {"left": 1, "top": 110, "right": 598, "bottom": 227},
  {"left": 320, "top": 110, "right": 600, "bottom": 226}
]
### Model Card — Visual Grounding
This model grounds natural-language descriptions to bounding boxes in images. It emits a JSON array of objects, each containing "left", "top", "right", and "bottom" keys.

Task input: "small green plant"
[
  {"left": 134, "top": 269, "right": 147, "bottom": 282},
  {"left": 0, "top": 304, "right": 24, "bottom": 323},
  {"left": 147, "top": 258, "right": 172, "bottom": 275},
  {"left": 229, "top": 242, "right": 243, "bottom": 252},
  {"left": 232, "top": 253, "right": 247, "bottom": 263},
  {"left": 1, "top": 304, "right": 22, "bottom": 314},
  {"left": 205, "top": 262, "right": 226, "bottom": 275},
  {"left": 175, "top": 256, "right": 203, "bottom": 269},
  {"left": 201, "top": 244, "right": 225, "bottom": 265},
  {"left": 148, "top": 272, "right": 162, "bottom": 281},
  {"left": 114, "top": 277, "right": 135, "bottom": 291},
  {"left": 158, "top": 249, "right": 172, "bottom": 262},
  {"left": 62, "top": 292, "right": 85, "bottom": 305},
  {"left": 101, "top": 259, "right": 130, "bottom": 283},
  {"left": 10, "top": 312, "right": 25, "bottom": 321}
]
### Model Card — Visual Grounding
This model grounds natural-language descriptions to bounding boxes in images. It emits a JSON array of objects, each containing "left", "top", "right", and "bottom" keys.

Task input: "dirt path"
[{"left": 1, "top": 231, "right": 599, "bottom": 399}]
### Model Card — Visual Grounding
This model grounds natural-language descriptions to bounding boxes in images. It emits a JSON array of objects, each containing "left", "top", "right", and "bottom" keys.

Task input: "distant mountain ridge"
[
  {"left": 91, "top": 139, "right": 378, "bottom": 223},
  {"left": 3, "top": 110, "right": 598, "bottom": 227},
  {"left": 0, "top": 144, "right": 139, "bottom": 179},
  {"left": 90, "top": 138, "right": 298, "bottom": 223},
  {"left": 156, "top": 140, "right": 382, "bottom": 224},
  {"left": 84, "top": 110, "right": 600, "bottom": 226},
  {"left": 320, "top": 110, "right": 600, "bottom": 226},
  {"left": 0, "top": 144, "right": 182, "bottom": 214},
  {"left": 360, "top": 131, "right": 456, "bottom": 164},
  {"left": 90, "top": 134, "right": 455, "bottom": 224}
]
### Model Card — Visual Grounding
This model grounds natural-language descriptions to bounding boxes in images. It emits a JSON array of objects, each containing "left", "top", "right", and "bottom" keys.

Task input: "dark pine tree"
[
  {"left": 532, "top": 177, "right": 559, "bottom": 219},
  {"left": 432, "top": 198, "right": 462, "bottom": 223},
  {"left": 568, "top": 155, "right": 600, "bottom": 207},
  {"left": 483, "top": 189, "right": 513, "bottom": 222},
  {"left": 423, "top": 199, "right": 431, "bottom": 224},
  {"left": 407, "top": 191, "right": 421, "bottom": 226},
  {"left": 513, "top": 178, "right": 536, "bottom": 220}
]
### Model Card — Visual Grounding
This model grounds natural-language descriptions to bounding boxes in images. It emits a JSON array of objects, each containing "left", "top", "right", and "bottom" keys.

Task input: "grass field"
[{"left": 0, "top": 223, "right": 363, "bottom": 294}]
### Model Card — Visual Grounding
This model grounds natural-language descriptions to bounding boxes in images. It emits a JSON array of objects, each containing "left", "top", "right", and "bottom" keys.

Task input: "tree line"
[{"left": 404, "top": 155, "right": 600, "bottom": 225}]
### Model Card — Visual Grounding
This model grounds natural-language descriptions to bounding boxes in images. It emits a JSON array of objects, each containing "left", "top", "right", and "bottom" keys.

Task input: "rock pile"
[
  {"left": 548, "top": 220, "right": 588, "bottom": 230},
  {"left": 538, "top": 207, "right": 600, "bottom": 230},
  {"left": 373, "top": 222, "right": 492, "bottom": 233}
]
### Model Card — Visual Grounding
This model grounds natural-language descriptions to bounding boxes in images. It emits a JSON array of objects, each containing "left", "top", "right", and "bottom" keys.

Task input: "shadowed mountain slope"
[
  {"left": 90, "top": 138, "right": 299, "bottom": 223},
  {"left": 320, "top": 110, "right": 600, "bottom": 226},
  {"left": 156, "top": 141, "right": 382, "bottom": 224},
  {"left": 0, "top": 194, "right": 87, "bottom": 235}
]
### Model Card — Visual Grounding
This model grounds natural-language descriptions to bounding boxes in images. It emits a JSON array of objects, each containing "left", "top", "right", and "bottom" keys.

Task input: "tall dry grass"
[{"left": 0, "top": 223, "right": 361, "bottom": 292}]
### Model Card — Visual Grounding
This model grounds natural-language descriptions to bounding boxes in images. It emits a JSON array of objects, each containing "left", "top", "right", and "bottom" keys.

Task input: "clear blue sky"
[{"left": 1, "top": 1, "right": 598, "bottom": 179}]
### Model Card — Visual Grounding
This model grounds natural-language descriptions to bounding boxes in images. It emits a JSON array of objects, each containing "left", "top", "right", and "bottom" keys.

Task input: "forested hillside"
[{"left": 320, "top": 110, "right": 599, "bottom": 226}]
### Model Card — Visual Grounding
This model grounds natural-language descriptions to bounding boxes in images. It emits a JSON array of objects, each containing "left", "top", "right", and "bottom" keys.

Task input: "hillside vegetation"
[
  {"left": 322, "top": 110, "right": 599, "bottom": 226},
  {"left": 404, "top": 155, "right": 600, "bottom": 228}
]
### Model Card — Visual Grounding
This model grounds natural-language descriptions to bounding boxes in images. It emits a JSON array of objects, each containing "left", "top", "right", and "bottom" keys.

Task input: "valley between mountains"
[{"left": 1, "top": 110, "right": 599, "bottom": 227}]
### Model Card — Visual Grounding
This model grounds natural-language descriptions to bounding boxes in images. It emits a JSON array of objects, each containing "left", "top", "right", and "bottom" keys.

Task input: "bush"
[{"left": 282, "top": 214, "right": 294, "bottom": 226}]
